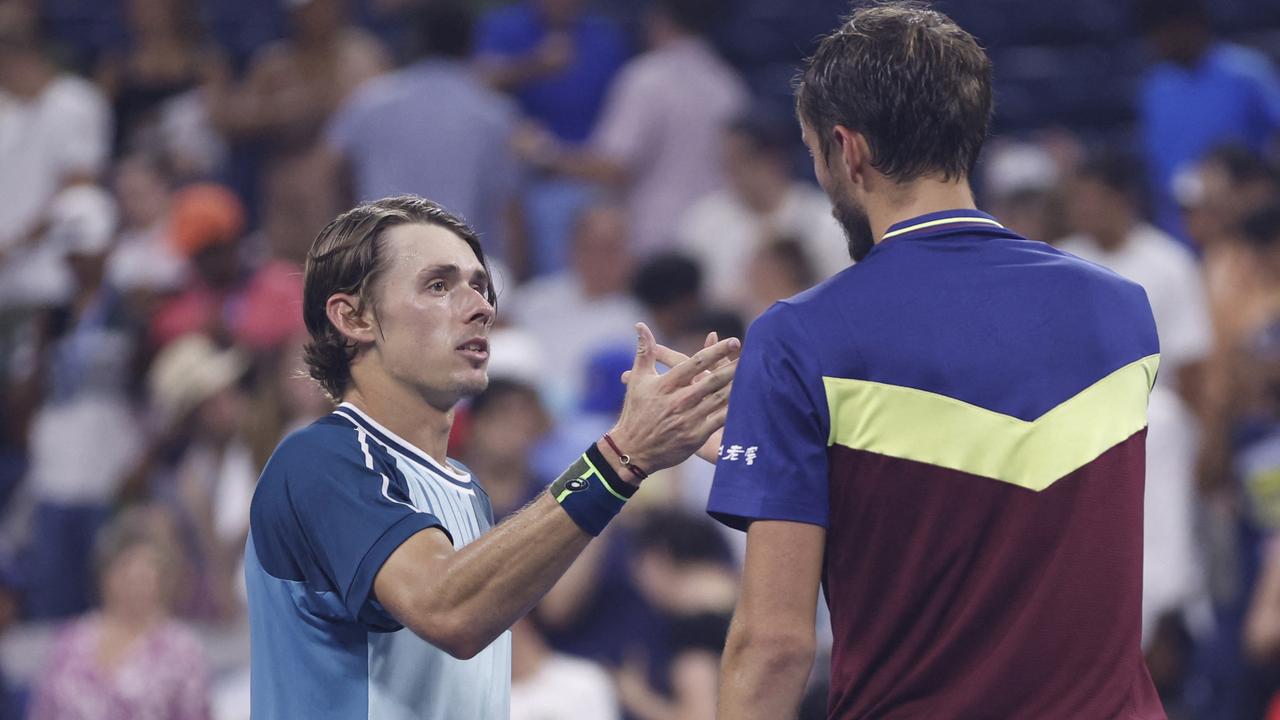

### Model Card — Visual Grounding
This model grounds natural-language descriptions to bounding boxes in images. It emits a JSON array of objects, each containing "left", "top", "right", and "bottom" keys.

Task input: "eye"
[
  {"left": 428, "top": 280, "right": 447, "bottom": 292},
  {"left": 471, "top": 281, "right": 489, "bottom": 295}
]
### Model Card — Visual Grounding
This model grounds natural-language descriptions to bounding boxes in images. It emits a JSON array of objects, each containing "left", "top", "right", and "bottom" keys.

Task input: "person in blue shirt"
[
  {"left": 475, "top": 0, "right": 628, "bottom": 144},
  {"left": 1138, "top": 0, "right": 1280, "bottom": 244},
  {"left": 245, "top": 194, "right": 739, "bottom": 719}
]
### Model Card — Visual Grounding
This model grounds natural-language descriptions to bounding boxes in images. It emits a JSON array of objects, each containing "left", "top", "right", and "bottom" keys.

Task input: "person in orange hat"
[{"left": 149, "top": 183, "right": 304, "bottom": 350}]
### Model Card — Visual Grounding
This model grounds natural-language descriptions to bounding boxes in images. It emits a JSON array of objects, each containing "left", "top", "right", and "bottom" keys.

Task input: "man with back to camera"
[
  {"left": 244, "top": 194, "right": 740, "bottom": 719},
  {"left": 707, "top": 3, "right": 1167, "bottom": 718}
]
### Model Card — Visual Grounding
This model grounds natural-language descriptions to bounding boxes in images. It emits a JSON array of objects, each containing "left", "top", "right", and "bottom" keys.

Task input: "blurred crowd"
[{"left": 0, "top": 0, "right": 1278, "bottom": 718}]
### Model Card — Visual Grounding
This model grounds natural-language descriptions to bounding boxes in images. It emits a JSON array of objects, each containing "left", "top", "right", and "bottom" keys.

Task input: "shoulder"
[
  {"left": 1210, "top": 43, "right": 1279, "bottom": 82},
  {"left": 48, "top": 75, "right": 106, "bottom": 110}
]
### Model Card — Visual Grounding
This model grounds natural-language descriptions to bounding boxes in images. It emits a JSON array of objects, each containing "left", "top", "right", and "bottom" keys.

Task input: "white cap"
[
  {"left": 983, "top": 142, "right": 1061, "bottom": 200},
  {"left": 148, "top": 334, "right": 249, "bottom": 425}
]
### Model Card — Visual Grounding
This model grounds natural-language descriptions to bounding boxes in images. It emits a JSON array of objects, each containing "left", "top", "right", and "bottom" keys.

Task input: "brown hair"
[
  {"left": 795, "top": 1, "right": 993, "bottom": 183},
  {"left": 302, "top": 195, "right": 496, "bottom": 401}
]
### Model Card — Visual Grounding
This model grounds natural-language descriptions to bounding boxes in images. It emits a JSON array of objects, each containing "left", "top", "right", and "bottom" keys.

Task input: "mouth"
[{"left": 456, "top": 337, "right": 490, "bottom": 363}]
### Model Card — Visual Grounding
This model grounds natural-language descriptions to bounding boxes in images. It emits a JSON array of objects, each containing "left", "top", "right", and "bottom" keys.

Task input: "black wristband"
[{"left": 549, "top": 442, "right": 635, "bottom": 536}]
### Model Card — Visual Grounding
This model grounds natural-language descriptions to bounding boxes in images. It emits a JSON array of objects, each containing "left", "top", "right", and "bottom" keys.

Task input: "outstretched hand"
[{"left": 607, "top": 324, "right": 740, "bottom": 476}]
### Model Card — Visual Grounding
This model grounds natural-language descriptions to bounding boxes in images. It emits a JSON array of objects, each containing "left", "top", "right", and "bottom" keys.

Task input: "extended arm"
[
  {"left": 718, "top": 520, "right": 825, "bottom": 719},
  {"left": 375, "top": 325, "right": 738, "bottom": 657}
]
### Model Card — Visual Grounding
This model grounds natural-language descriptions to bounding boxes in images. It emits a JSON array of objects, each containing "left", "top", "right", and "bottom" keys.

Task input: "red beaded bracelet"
[{"left": 602, "top": 433, "right": 649, "bottom": 481}]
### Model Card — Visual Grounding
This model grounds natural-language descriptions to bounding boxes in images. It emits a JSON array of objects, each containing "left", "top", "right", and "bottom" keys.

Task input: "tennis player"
[
  {"left": 709, "top": 4, "right": 1167, "bottom": 718},
  {"left": 245, "top": 195, "right": 739, "bottom": 719}
]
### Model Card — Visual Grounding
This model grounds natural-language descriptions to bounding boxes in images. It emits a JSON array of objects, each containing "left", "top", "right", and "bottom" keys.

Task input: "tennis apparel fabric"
[
  {"left": 709, "top": 209, "right": 1165, "bottom": 719},
  {"left": 246, "top": 403, "right": 509, "bottom": 719}
]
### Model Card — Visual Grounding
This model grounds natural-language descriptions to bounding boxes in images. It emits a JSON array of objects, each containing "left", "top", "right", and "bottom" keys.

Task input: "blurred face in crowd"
[
  {"left": 351, "top": 223, "right": 494, "bottom": 410},
  {"left": 1147, "top": 18, "right": 1211, "bottom": 67},
  {"left": 468, "top": 389, "right": 549, "bottom": 465},
  {"left": 114, "top": 156, "right": 171, "bottom": 230},
  {"left": 801, "top": 120, "right": 874, "bottom": 262},
  {"left": 196, "top": 384, "right": 249, "bottom": 442},
  {"left": 127, "top": 0, "right": 181, "bottom": 37},
  {"left": 537, "top": 0, "right": 585, "bottom": 27},
  {"left": 102, "top": 542, "right": 172, "bottom": 621},
  {"left": 291, "top": 0, "right": 344, "bottom": 43},
  {"left": 723, "top": 129, "right": 788, "bottom": 210},
  {"left": 572, "top": 205, "right": 630, "bottom": 298},
  {"left": 1066, "top": 176, "right": 1133, "bottom": 247},
  {"left": 192, "top": 242, "right": 240, "bottom": 289}
]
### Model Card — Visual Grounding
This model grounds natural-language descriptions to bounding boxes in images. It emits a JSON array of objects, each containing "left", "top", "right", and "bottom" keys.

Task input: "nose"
[{"left": 464, "top": 285, "right": 495, "bottom": 328}]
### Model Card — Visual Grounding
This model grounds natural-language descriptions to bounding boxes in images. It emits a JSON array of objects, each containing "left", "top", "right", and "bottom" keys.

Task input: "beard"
[{"left": 832, "top": 194, "right": 875, "bottom": 262}]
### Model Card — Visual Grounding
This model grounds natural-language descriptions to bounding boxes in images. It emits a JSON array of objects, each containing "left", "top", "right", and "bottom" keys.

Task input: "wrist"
[{"left": 600, "top": 430, "right": 651, "bottom": 485}]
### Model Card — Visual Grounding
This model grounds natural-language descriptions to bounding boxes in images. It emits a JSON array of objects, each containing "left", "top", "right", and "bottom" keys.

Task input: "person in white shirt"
[
  {"left": 676, "top": 109, "right": 850, "bottom": 315},
  {"left": 510, "top": 618, "right": 619, "bottom": 720},
  {"left": 0, "top": 19, "right": 111, "bottom": 308},
  {"left": 509, "top": 202, "right": 648, "bottom": 414},
  {"left": 515, "top": 0, "right": 748, "bottom": 254},
  {"left": 1058, "top": 152, "right": 1212, "bottom": 411}
]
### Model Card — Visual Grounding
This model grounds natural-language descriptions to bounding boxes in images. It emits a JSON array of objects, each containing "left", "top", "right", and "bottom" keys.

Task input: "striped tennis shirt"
[{"left": 246, "top": 402, "right": 509, "bottom": 719}]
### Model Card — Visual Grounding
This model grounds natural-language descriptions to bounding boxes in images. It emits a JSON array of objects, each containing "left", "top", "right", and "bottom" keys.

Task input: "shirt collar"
[{"left": 881, "top": 209, "right": 1005, "bottom": 242}]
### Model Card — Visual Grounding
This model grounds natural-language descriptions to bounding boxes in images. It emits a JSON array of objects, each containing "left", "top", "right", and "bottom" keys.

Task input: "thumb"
[{"left": 632, "top": 322, "right": 657, "bottom": 375}]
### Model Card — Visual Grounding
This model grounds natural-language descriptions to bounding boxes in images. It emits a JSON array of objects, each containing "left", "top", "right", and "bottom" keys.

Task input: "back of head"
[
  {"left": 410, "top": 0, "right": 473, "bottom": 61},
  {"left": 1242, "top": 203, "right": 1280, "bottom": 251},
  {"left": 632, "top": 252, "right": 702, "bottom": 312},
  {"left": 651, "top": 0, "right": 722, "bottom": 37},
  {"left": 795, "top": 1, "right": 993, "bottom": 184},
  {"left": 634, "top": 507, "right": 733, "bottom": 567},
  {"left": 1076, "top": 151, "right": 1147, "bottom": 210},
  {"left": 1133, "top": 0, "right": 1209, "bottom": 36}
]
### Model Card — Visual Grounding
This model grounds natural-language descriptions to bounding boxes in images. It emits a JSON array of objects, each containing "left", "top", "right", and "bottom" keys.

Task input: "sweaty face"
[
  {"left": 802, "top": 121, "right": 875, "bottom": 262},
  {"left": 367, "top": 224, "right": 494, "bottom": 410}
]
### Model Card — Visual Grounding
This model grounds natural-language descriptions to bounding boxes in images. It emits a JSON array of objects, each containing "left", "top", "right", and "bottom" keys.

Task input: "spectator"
[
  {"left": 631, "top": 253, "right": 704, "bottom": 345},
  {"left": 105, "top": 151, "right": 187, "bottom": 300},
  {"left": 27, "top": 506, "right": 212, "bottom": 720},
  {"left": 617, "top": 508, "right": 736, "bottom": 720},
  {"left": 675, "top": 109, "right": 849, "bottom": 314},
  {"left": 146, "top": 334, "right": 254, "bottom": 623},
  {"left": 742, "top": 237, "right": 819, "bottom": 321},
  {"left": 326, "top": 1, "right": 523, "bottom": 264},
  {"left": 511, "top": 617, "right": 620, "bottom": 720},
  {"left": 457, "top": 378, "right": 550, "bottom": 521},
  {"left": 149, "top": 184, "right": 303, "bottom": 351},
  {"left": 0, "top": 15, "right": 110, "bottom": 308},
  {"left": 510, "top": 202, "right": 647, "bottom": 410},
  {"left": 476, "top": 0, "right": 628, "bottom": 145},
  {"left": 1137, "top": 0, "right": 1280, "bottom": 243},
  {"left": 209, "top": 0, "right": 390, "bottom": 263},
  {"left": 1059, "top": 152, "right": 1212, "bottom": 411},
  {"left": 94, "top": 0, "right": 222, "bottom": 159},
  {"left": 515, "top": 0, "right": 748, "bottom": 254},
  {"left": 14, "top": 186, "right": 145, "bottom": 621},
  {"left": 981, "top": 139, "right": 1069, "bottom": 243}
]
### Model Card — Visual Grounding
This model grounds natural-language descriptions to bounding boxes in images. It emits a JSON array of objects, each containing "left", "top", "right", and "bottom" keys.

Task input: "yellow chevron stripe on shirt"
[{"left": 823, "top": 354, "right": 1160, "bottom": 491}]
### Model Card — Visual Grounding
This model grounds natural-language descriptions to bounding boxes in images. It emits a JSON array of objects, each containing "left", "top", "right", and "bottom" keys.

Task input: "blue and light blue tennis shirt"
[{"left": 246, "top": 402, "right": 510, "bottom": 719}]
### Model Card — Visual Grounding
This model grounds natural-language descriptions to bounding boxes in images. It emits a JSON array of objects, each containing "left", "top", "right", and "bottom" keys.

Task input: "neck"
[
  {"left": 1094, "top": 221, "right": 1134, "bottom": 252},
  {"left": 867, "top": 178, "right": 977, "bottom": 243},
  {"left": 742, "top": 174, "right": 791, "bottom": 215},
  {"left": 343, "top": 382, "right": 455, "bottom": 464},
  {"left": 0, "top": 55, "right": 56, "bottom": 99}
]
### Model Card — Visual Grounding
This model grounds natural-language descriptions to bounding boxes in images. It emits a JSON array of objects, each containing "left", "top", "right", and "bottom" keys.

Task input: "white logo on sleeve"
[{"left": 720, "top": 444, "right": 759, "bottom": 465}]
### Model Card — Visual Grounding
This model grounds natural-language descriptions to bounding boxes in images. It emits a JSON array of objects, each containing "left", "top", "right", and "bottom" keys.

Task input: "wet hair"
[
  {"left": 302, "top": 195, "right": 495, "bottom": 402},
  {"left": 795, "top": 1, "right": 993, "bottom": 183}
]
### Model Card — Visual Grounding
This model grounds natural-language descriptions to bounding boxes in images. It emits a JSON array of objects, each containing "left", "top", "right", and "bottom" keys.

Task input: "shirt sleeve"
[
  {"left": 707, "top": 302, "right": 831, "bottom": 531},
  {"left": 279, "top": 432, "right": 450, "bottom": 627},
  {"left": 590, "top": 64, "right": 655, "bottom": 170},
  {"left": 1155, "top": 248, "right": 1212, "bottom": 371},
  {"left": 51, "top": 82, "right": 110, "bottom": 179}
]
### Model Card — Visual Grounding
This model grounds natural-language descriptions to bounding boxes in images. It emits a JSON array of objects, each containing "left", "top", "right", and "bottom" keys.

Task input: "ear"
[
  {"left": 832, "top": 125, "right": 872, "bottom": 187},
  {"left": 325, "top": 292, "right": 377, "bottom": 346}
]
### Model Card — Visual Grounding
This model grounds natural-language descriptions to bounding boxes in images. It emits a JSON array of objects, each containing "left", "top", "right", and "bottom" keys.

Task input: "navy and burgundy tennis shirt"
[{"left": 709, "top": 209, "right": 1166, "bottom": 718}]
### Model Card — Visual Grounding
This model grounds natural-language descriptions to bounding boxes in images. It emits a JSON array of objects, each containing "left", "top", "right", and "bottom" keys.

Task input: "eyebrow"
[{"left": 418, "top": 263, "right": 490, "bottom": 285}]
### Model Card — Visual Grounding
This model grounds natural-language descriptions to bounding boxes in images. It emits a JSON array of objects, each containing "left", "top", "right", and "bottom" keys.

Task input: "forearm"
[
  {"left": 717, "top": 623, "right": 815, "bottom": 719},
  {"left": 418, "top": 492, "right": 591, "bottom": 656}
]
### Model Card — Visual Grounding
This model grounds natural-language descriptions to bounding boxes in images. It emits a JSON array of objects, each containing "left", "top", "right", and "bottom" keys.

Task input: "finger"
[
  {"left": 631, "top": 322, "right": 657, "bottom": 376},
  {"left": 689, "top": 358, "right": 737, "bottom": 398},
  {"left": 704, "top": 331, "right": 718, "bottom": 349},
  {"left": 694, "top": 406, "right": 730, "bottom": 439},
  {"left": 663, "top": 336, "right": 741, "bottom": 387},
  {"left": 651, "top": 343, "right": 690, "bottom": 370}
]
